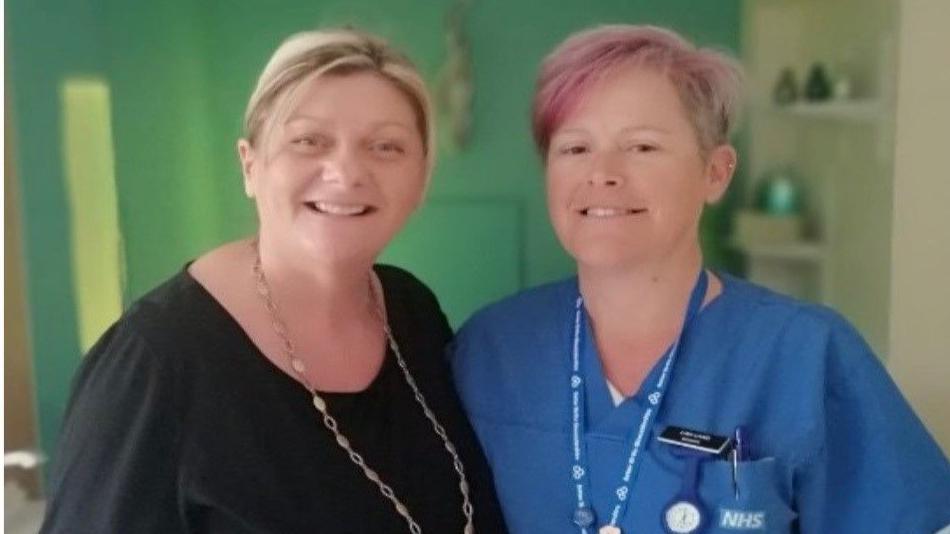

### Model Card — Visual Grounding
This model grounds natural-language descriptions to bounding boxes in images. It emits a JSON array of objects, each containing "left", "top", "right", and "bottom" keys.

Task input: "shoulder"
[
  {"left": 450, "top": 277, "right": 577, "bottom": 415},
  {"left": 373, "top": 263, "right": 447, "bottom": 320},
  {"left": 374, "top": 263, "right": 437, "bottom": 300},
  {"left": 713, "top": 274, "right": 889, "bottom": 424},
  {"left": 79, "top": 269, "right": 210, "bottom": 380},
  {"left": 700, "top": 273, "right": 883, "bottom": 418},
  {"left": 71, "top": 277, "right": 190, "bottom": 393},
  {"left": 373, "top": 263, "right": 454, "bottom": 349},
  {"left": 122, "top": 269, "right": 214, "bottom": 348},
  {"left": 60, "top": 271, "right": 200, "bottom": 445},
  {"left": 716, "top": 273, "right": 867, "bottom": 354},
  {"left": 692, "top": 275, "right": 906, "bottom": 466}
]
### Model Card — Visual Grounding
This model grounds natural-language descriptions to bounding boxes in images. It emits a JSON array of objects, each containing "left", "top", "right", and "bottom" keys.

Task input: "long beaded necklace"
[{"left": 252, "top": 243, "right": 475, "bottom": 533}]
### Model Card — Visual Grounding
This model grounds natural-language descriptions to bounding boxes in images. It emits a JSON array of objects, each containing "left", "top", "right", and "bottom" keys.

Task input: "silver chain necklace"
[{"left": 252, "top": 245, "right": 475, "bottom": 534}]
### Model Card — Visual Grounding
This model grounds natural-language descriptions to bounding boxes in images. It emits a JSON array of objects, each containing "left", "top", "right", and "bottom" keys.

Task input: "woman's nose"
[
  {"left": 320, "top": 147, "right": 367, "bottom": 187},
  {"left": 589, "top": 173, "right": 622, "bottom": 187},
  {"left": 587, "top": 151, "right": 625, "bottom": 187}
]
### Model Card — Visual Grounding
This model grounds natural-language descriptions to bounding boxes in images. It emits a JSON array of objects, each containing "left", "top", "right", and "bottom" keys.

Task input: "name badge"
[{"left": 658, "top": 425, "right": 730, "bottom": 455}]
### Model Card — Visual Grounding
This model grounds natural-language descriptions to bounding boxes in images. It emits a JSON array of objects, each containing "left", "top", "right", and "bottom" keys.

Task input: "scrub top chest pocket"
[
  {"left": 654, "top": 426, "right": 797, "bottom": 534},
  {"left": 699, "top": 457, "right": 797, "bottom": 533}
]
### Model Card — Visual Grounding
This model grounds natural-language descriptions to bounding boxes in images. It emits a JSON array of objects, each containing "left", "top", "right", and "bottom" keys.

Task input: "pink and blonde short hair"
[{"left": 532, "top": 25, "right": 743, "bottom": 157}]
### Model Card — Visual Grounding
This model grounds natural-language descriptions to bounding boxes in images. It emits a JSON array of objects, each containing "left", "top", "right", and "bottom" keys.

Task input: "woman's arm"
[
  {"left": 40, "top": 321, "right": 188, "bottom": 534},
  {"left": 793, "top": 318, "right": 950, "bottom": 533}
]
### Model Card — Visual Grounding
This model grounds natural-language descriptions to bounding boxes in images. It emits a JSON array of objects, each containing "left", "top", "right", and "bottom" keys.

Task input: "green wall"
[
  {"left": 7, "top": 0, "right": 107, "bottom": 475},
  {"left": 7, "top": 0, "right": 742, "bottom": 474}
]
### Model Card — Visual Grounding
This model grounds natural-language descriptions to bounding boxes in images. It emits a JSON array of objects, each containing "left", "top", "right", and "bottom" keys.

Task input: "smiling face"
[
  {"left": 545, "top": 65, "right": 735, "bottom": 271},
  {"left": 239, "top": 71, "right": 427, "bottom": 269}
]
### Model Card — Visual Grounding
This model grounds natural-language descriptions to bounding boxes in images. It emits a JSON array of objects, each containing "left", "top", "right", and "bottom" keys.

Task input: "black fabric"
[{"left": 41, "top": 265, "right": 507, "bottom": 534}]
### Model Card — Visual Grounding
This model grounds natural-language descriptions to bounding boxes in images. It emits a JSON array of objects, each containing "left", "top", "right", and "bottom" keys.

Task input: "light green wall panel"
[
  {"left": 382, "top": 199, "right": 523, "bottom": 327},
  {"left": 61, "top": 79, "right": 124, "bottom": 353}
]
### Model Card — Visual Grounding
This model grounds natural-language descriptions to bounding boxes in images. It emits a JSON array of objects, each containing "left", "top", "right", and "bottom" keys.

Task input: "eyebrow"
[
  {"left": 619, "top": 125, "right": 672, "bottom": 136},
  {"left": 285, "top": 115, "right": 414, "bottom": 131},
  {"left": 552, "top": 125, "right": 672, "bottom": 139}
]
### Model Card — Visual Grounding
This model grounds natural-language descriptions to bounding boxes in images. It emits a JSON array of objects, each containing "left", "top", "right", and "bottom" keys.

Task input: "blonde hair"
[{"left": 243, "top": 28, "right": 435, "bottom": 177}]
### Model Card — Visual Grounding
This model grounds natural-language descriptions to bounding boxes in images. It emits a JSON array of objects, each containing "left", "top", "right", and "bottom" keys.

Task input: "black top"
[{"left": 41, "top": 265, "right": 507, "bottom": 533}]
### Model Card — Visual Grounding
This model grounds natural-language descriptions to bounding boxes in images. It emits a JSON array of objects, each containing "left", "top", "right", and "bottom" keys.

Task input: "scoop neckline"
[{"left": 180, "top": 264, "right": 397, "bottom": 398}]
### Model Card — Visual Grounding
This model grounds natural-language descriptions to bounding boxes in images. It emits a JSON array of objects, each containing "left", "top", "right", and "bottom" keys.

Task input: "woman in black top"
[{"left": 41, "top": 28, "right": 506, "bottom": 534}]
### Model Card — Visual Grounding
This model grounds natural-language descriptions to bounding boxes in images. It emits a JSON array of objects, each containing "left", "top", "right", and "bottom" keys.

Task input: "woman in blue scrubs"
[{"left": 451, "top": 25, "right": 950, "bottom": 534}]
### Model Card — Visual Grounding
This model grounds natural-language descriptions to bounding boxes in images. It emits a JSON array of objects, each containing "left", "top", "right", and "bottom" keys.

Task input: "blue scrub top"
[{"left": 450, "top": 273, "right": 950, "bottom": 534}]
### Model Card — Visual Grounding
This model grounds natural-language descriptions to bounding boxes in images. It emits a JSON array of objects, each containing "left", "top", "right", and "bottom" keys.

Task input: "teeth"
[
  {"left": 312, "top": 201, "right": 369, "bottom": 216},
  {"left": 585, "top": 207, "right": 630, "bottom": 218}
]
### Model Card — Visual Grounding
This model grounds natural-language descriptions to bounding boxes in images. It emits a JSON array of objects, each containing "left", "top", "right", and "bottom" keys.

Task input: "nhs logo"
[{"left": 719, "top": 508, "right": 766, "bottom": 530}]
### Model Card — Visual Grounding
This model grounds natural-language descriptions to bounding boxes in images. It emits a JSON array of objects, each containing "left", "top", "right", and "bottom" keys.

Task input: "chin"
[
  {"left": 565, "top": 241, "right": 648, "bottom": 271},
  {"left": 295, "top": 232, "right": 382, "bottom": 268}
]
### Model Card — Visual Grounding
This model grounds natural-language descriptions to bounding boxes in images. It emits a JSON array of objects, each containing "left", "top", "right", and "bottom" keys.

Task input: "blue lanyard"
[{"left": 569, "top": 270, "right": 708, "bottom": 533}]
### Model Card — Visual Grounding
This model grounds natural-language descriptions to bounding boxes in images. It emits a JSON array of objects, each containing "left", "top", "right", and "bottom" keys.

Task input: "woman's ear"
[
  {"left": 704, "top": 144, "right": 738, "bottom": 204},
  {"left": 237, "top": 139, "right": 257, "bottom": 199}
]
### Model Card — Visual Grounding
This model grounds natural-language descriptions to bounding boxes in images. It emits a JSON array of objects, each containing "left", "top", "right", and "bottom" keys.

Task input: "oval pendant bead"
[
  {"left": 364, "top": 469, "right": 380, "bottom": 482},
  {"left": 599, "top": 526, "right": 622, "bottom": 534},
  {"left": 291, "top": 358, "right": 306, "bottom": 374},
  {"left": 312, "top": 395, "right": 327, "bottom": 412}
]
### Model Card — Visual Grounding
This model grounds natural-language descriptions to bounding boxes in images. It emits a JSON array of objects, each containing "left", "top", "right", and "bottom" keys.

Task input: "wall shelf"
[
  {"left": 731, "top": 240, "right": 831, "bottom": 303},
  {"left": 772, "top": 99, "right": 884, "bottom": 123},
  {"left": 732, "top": 240, "right": 826, "bottom": 263}
]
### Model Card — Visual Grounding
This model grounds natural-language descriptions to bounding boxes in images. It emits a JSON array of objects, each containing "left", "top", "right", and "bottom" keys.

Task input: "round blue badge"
[{"left": 573, "top": 506, "right": 596, "bottom": 528}]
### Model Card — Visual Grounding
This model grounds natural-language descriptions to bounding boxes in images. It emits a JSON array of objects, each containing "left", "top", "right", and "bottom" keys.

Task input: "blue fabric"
[{"left": 450, "top": 273, "right": 950, "bottom": 534}]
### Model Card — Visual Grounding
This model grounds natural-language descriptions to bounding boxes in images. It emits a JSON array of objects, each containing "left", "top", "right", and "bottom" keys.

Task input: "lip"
[{"left": 304, "top": 200, "right": 378, "bottom": 217}]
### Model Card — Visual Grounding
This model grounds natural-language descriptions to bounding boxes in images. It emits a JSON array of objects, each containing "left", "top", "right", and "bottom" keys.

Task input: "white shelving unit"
[
  {"left": 738, "top": 0, "right": 896, "bottom": 311},
  {"left": 737, "top": 95, "right": 891, "bottom": 304},
  {"left": 732, "top": 239, "right": 829, "bottom": 302},
  {"left": 736, "top": 240, "right": 825, "bottom": 262},
  {"left": 772, "top": 99, "right": 884, "bottom": 122}
]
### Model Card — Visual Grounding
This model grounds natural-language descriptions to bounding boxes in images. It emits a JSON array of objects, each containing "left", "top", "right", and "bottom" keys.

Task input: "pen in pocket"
[{"left": 731, "top": 426, "right": 746, "bottom": 500}]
